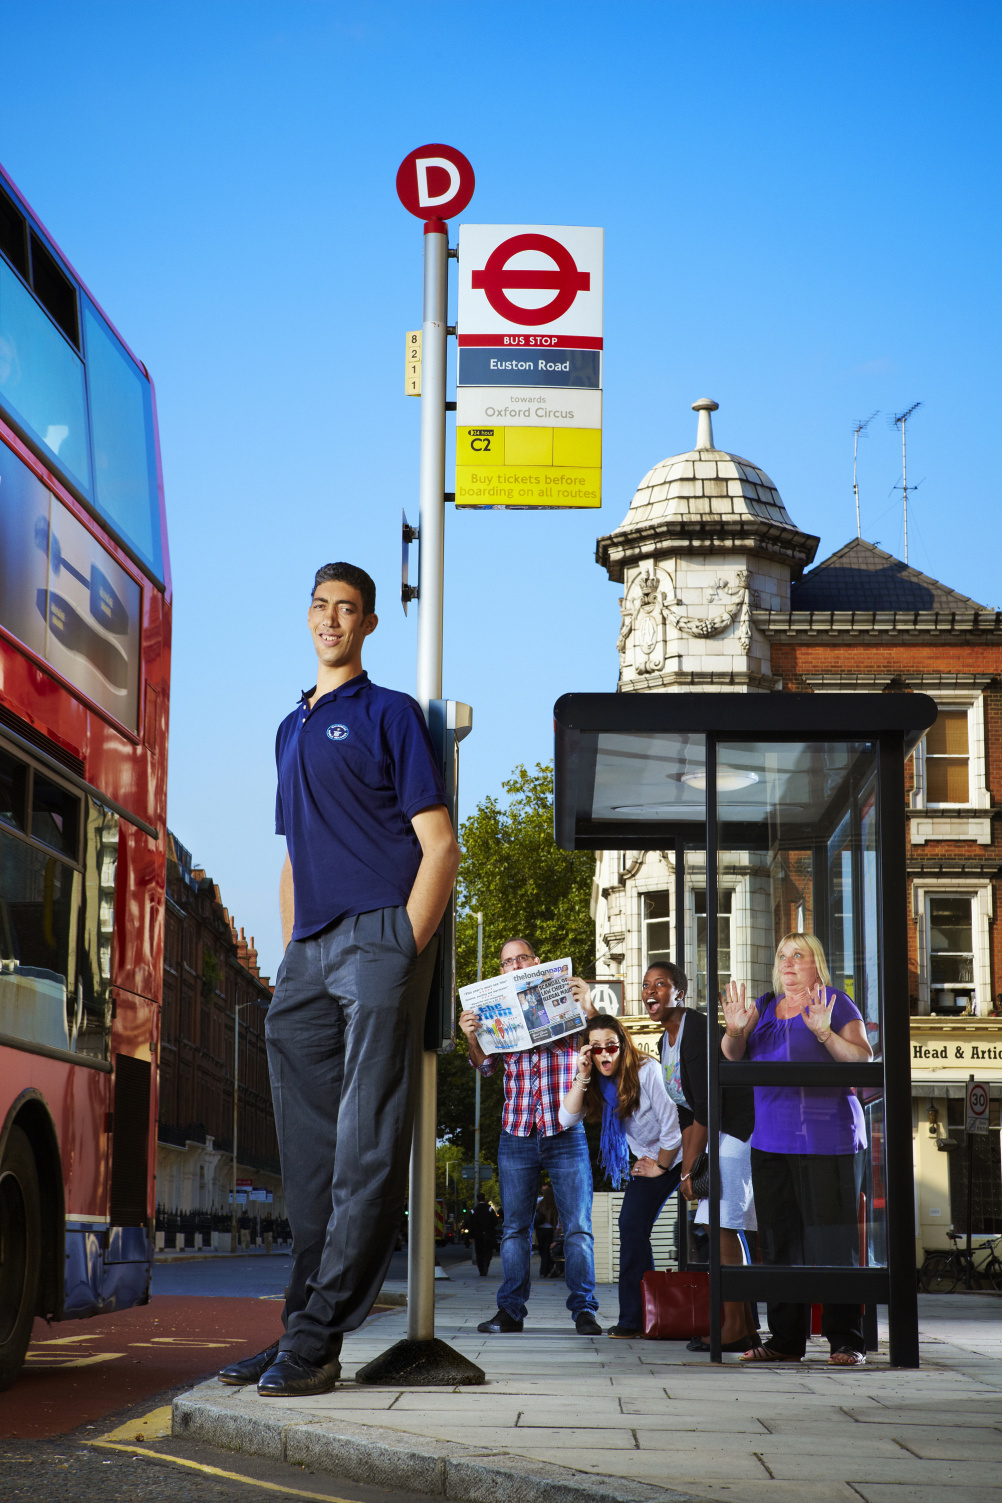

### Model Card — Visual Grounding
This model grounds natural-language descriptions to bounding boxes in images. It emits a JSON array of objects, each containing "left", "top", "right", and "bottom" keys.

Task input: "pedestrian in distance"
[
  {"left": 643, "top": 962, "right": 758, "bottom": 1351},
  {"left": 219, "top": 562, "right": 460, "bottom": 1398},
  {"left": 559, "top": 1012, "right": 682, "bottom": 1337},
  {"left": 471, "top": 1192, "right": 498, "bottom": 1275},
  {"left": 535, "top": 1183, "right": 558, "bottom": 1277},
  {"left": 458, "top": 937, "right": 602, "bottom": 1335}
]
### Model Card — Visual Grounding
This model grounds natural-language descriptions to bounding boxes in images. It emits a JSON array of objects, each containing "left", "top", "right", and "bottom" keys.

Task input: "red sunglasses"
[{"left": 590, "top": 1043, "right": 620, "bottom": 1057}]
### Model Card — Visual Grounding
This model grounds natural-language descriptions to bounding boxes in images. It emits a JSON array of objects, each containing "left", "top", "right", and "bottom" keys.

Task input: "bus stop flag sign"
[
  {"left": 456, "top": 224, "right": 603, "bottom": 508},
  {"left": 966, "top": 1080, "right": 990, "bottom": 1135}
]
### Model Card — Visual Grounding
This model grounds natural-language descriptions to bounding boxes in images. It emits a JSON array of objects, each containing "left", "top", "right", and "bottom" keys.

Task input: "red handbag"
[{"left": 641, "top": 1270, "right": 711, "bottom": 1339}]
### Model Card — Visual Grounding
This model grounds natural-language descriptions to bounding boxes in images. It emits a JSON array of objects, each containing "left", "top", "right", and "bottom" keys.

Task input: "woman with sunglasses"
[{"left": 559, "top": 1013, "right": 682, "bottom": 1338}]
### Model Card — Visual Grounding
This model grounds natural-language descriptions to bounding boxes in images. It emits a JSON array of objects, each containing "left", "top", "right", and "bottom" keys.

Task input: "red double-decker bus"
[{"left": 0, "top": 164, "right": 170, "bottom": 1387}]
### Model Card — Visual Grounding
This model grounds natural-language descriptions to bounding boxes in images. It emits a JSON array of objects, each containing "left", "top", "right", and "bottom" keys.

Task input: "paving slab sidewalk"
[{"left": 173, "top": 1258, "right": 1002, "bottom": 1503}]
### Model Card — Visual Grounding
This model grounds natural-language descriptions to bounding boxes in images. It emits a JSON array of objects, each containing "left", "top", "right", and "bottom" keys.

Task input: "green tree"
[{"left": 436, "top": 761, "right": 596, "bottom": 1158}]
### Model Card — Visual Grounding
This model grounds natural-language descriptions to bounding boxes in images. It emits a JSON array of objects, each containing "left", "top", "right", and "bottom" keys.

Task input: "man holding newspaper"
[{"left": 459, "top": 938, "right": 602, "bottom": 1335}]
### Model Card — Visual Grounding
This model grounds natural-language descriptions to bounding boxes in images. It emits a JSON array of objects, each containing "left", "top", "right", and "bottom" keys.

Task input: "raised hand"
[
  {"left": 722, "top": 979, "right": 756, "bottom": 1035},
  {"left": 802, "top": 982, "right": 835, "bottom": 1039},
  {"left": 576, "top": 1041, "right": 594, "bottom": 1079}
]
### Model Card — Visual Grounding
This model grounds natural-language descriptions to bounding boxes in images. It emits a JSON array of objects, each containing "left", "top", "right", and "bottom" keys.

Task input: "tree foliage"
[{"left": 436, "top": 762, "right": 597, "bottom": 1157}]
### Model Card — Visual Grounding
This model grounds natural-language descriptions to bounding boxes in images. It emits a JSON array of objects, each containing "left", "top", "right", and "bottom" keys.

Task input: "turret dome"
[{"left": 617, "top": 399, "right": 794, "bottom": 533}]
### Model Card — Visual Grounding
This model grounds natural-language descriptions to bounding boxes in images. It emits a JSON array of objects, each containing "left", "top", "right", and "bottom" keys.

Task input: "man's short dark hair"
[
  {"left": 500, "top": 936, "right": 537, "bottom": 958},
  {"left": 312, "top": 562, "right": 376, "bottom": 618}
]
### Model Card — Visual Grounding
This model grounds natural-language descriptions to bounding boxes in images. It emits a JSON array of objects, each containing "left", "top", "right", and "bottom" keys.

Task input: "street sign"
[
  {"left": 455, "top": 224, "right": 603, "bottom": 508},
  {"left": 396, "top": 144, "right": 475, "bottom": 220},
  {"left": 966, "top": 1079, "right": 990, "bottom": 1135},
  {"left": 405, "top": 330, "right": 422, "bottom": 395},
  {"left": 461, "top": 1164, "right": 494, "bottom": 1179}
]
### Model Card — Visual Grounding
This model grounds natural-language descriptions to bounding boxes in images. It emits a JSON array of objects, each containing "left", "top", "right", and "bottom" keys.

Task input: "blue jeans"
[
  {"left": 496, "top": 1125, "right": 597, "bottom": 1322},
  {"left": 618, "top": 1166, "right": 682, "bottom": 1331}
]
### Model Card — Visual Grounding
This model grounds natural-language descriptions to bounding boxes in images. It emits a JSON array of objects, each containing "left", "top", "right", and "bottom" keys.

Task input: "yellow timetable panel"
[{"left": 455, "top": 426, "right": 601, "bottom": 508}]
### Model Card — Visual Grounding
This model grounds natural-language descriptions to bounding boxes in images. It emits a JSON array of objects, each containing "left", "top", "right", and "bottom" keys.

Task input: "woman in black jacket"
[{"left": 645, "top": 962, "right": 757, "bottom": 1351}]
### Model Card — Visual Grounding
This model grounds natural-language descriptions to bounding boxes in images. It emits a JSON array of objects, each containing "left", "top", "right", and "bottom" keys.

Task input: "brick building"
[
  {"left": 156, "top": 834, "right": 283, "bottom": 1216},
  {"left": 592, "top": 399, "right": 1002, "bottom": 1259}
]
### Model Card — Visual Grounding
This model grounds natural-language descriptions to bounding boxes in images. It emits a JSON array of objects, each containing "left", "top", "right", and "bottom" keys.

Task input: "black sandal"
[{"left": 687, "top": 1332, "right": 760, "bottom": 1354}]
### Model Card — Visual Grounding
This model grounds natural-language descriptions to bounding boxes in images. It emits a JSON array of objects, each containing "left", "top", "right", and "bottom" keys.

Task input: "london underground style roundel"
[{"left": 396, "top": 144, "right": 475, "bottom": 220}]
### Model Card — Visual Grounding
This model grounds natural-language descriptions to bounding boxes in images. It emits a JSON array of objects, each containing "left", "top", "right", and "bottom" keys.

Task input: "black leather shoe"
[
  {"left": 257, "top": 1350, "right": 341, "bottom": 1396},
  {"left": 218, "top": 1342, "right": 280, "bottom": 1385},
  {"left": 477, "top": 1308, "right": 524, "bottom": 1333},
  {"left": 575, "top": 1311, "right": 603, "bottom": 1335}
]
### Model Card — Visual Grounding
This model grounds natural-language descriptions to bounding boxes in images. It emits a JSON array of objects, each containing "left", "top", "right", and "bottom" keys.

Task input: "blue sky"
[{"left": 2, "top": 2, "right": 998, "bottom": 976}]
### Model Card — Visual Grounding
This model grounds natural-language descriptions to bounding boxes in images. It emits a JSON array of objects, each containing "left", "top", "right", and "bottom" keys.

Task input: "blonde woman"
[{"left": 722, "top": 933, "right": 872, "bottom": 1367}]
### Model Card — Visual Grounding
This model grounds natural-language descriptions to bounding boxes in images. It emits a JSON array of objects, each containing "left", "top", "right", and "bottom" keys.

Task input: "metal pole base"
[{"left": 355, "top": 1338, "right": 485, "bottom": 1386}]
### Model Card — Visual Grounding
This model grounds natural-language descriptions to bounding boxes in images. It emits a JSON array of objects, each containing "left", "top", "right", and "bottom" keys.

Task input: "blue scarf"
[{"left": 597, "top": 1072, "right": 631, "bottom": 1189}]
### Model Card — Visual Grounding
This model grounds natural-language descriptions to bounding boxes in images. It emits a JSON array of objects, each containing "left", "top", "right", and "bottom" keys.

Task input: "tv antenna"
[
  {"left": 892, "top": 402, "right": 921, "bottom": 563},
  {"left": 852, "top": 412, "right": 878, "bottom": 538}
]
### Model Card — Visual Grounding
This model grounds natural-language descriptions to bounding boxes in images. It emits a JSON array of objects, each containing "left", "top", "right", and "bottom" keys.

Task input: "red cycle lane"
[{"left": 3, "top": 1296, "right": 284, "bottom": 1438}]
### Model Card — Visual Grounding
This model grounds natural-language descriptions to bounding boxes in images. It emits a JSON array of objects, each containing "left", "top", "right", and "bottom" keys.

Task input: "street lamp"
[{"left": 230, "top": 999, "right": 254, "bottom": 1252}]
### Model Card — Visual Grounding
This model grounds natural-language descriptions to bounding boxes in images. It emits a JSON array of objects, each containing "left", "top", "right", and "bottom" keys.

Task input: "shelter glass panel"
[{"left": 716, "top": 738, "right": 885, "bottom": 1280}]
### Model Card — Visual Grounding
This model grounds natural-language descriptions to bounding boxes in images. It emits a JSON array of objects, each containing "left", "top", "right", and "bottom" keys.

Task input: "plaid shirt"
[{"left": 478, "top": 1040, "right": 581, "bottom": 1137}]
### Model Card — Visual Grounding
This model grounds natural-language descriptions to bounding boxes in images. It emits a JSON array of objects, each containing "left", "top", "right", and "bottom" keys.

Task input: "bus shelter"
[{"left": 554, "top": 692, "right": 937, "bottom": 1366}]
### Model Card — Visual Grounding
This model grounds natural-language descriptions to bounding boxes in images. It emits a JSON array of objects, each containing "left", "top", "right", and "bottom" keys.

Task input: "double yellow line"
[{"left": 88, "top": 1406, "right": 362, "bottom": 1502}]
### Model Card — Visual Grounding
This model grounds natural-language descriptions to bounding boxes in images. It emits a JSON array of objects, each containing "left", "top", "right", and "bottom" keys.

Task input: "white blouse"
[{"left": 559, "top": 1056, "right": 683, "bottom": 1166}]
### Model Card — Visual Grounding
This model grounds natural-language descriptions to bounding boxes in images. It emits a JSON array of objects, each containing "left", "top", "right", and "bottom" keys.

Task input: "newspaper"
[{"left": 458, "top": 957, "right": 585, "bottom": 1055}]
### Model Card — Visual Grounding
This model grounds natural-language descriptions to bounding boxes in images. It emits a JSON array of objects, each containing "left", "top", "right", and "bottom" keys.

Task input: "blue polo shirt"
[{"left": 275, "top": 671, "right": 446, "bottom": 941}]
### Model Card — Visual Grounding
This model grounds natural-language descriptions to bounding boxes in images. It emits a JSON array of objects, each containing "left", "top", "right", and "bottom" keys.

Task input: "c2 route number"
[{"left": 468, "top": 429, "right": 494, "bottom": 452}]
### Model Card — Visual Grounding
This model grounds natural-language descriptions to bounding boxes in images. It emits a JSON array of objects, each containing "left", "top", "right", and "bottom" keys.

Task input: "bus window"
[
  {"left": 0, "top": 747, "right": 116, "bottom": 1060},
  {"left": 82, "top": 302, "right": 162, "bottom": 583},
  {"left": 0, "top": 259, "right": 91, "bottom": 494},
  {"left": 31, "top": 773, "right": 80, "bottom": 859},
  {"left": 0, "top": 749, "right": 26, "bottom": 832},
  {"left": 0, "top": 830, "right": 77, "bottom": 1051}
]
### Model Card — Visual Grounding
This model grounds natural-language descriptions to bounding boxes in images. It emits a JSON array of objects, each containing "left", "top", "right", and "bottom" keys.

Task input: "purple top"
[{"left": 747, "top": 989, "right": 867, "bottom": 1156}]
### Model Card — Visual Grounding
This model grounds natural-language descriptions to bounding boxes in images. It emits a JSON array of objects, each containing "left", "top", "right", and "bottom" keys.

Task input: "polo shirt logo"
[{"left": 327, "top": 723, "right": 350, "bottom": 741}]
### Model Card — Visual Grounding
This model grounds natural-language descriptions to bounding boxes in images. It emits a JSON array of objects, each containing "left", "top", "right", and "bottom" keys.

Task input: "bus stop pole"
[
  {"left": 355, "top": 217, "right": 482, "bottom": 1388},
  {"left": 409, "top": 217, "right": 449, "bottom": 1344}
]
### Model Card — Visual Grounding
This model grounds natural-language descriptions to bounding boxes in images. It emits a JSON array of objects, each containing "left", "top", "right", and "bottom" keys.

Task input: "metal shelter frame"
[{"left": 554, "top": 691, "right": 937, "bottom": 1367}]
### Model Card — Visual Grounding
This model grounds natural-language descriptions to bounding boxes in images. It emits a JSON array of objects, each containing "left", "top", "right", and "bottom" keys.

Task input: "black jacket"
[{"left": 656, "top": 1007, "right": 754, "bottom": 1143}]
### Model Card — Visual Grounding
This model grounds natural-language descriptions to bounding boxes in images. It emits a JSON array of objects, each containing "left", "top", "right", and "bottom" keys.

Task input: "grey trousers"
[{"left": 265, "top": 905, "right": 437, "bottom": 1364}]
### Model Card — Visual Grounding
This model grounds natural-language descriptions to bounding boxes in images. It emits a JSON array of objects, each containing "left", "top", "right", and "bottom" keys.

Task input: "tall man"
[
  {"left": 220, "top": 562, "right": 460, "bottom": 1398},
  {"left": 459, "top": 938, "right": 602, "bottom": 1335}
]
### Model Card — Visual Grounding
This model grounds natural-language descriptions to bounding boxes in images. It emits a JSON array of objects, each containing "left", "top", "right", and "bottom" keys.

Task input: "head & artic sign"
[{"left": 455, "top": 223, "right": 604, "bottom": 508}]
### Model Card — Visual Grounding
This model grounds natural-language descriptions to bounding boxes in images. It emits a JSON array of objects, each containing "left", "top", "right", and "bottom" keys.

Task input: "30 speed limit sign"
[{"left": 966, "top": 1080, "right": 991, "bottom": 1135}]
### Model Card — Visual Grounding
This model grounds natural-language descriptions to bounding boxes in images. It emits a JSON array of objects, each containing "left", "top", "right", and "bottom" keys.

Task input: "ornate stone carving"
[
  {"left": 664, "top": 570, "right": 761, "bottom": 653},
  {"left": 618, "top": 569, "right": 672, "bottom": 675}
]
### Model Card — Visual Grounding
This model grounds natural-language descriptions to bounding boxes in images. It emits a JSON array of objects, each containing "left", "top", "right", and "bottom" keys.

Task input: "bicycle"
[{"left": 919, "top": 1231, "right": 1002, "bottom": 1292}]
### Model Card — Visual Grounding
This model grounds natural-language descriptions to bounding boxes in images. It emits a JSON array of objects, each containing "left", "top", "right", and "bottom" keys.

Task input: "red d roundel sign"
[{"left": 396, "top": 144, "right": 475, "bottom": 220}]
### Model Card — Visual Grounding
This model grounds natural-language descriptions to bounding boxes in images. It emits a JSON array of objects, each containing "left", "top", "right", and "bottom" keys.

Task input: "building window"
[
  {"left": 927, "top": 894, "right": 975, "bottom": 1014},
  {"left": 693, "top": 889, "right": 732, "bottom": 1009},
  {"left": 926, "top": 710, "right": 970, "bottom": 805},
  {"left": 642, "top": 891, "right": 671, "bottom": 972}
]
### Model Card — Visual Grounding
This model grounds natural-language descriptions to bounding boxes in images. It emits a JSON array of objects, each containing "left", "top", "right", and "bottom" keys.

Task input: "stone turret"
[{"left": 596, "top": 400, "right": 819, "bottom": 691}]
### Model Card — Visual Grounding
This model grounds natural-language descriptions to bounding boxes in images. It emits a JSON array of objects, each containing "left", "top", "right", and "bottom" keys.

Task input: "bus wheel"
[{"left": 0, "top": 1126, "right": 42, "bottom": 1391}]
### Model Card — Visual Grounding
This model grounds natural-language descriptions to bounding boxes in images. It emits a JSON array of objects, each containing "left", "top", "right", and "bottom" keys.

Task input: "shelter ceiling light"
[{"left": 681, "top": 770, "right": 760, "bottom": 792}]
